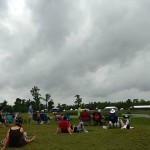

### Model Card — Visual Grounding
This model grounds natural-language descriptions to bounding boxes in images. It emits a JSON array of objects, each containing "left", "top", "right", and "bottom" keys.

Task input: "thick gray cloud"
[{"left": 0, "top": 0, "right": 150, "bottom": 105}]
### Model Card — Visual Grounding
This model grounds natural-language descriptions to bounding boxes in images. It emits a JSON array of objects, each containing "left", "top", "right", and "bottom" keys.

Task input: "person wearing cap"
[
  {"left": 119, "top": 115, "right": 134, "bottom": 129},
  {"left": 0, "top": 123, "right": 35, "bottom": 150},
  {"left": 108, "top": 109, "right": 118, "bottom": 128},
  {"left": 55, "top": 117, "right": 72, "bottom": 134}
]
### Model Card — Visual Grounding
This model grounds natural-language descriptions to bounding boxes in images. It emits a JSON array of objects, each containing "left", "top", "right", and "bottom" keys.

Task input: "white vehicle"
[{"left": 104, "top": 106, "right": 118, "bottom": 111}]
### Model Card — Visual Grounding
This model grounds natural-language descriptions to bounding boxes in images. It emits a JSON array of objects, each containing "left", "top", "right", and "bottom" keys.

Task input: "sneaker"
[
  {"left": 130, "top": 127, "right": 134, "bottom": 129},
  {"left": 103, "top": 126, "right": 108, "bottom": 129},
  {"left": 1, "top": 140, "right": 4, "bottom": 145},
  {"left": 84, "top": 130, "right": 88, "bottom": 133}
]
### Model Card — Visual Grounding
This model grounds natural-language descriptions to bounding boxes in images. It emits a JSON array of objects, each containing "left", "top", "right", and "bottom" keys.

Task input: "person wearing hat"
[
  {"left": 0, "top": 123, "right": 35, "bottom": 150},
  {"left": 108, "top": 109, "right": 118, "bottom": 128},
  {"left": 119, "top": 115, "right": 134, "bottom": 129}
]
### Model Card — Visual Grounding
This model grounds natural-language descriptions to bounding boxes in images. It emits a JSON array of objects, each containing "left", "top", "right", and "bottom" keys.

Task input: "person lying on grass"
[
  {"left": 71, "top": 120, "right": 88, "bottom": 133},
  {"left": 120, "top": 115, "right": 134, "bottom": 129},
  {"left": 0, "top": 123, "right": 36, "bottom": 150}
]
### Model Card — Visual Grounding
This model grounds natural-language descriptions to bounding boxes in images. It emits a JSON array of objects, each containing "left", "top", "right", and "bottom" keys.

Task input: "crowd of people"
[
  {"left": 0, "top": 104, "right": 134, "bottom": 149},
  {"left": 54, "top": 107, "right": 134, "bottom": 135}
]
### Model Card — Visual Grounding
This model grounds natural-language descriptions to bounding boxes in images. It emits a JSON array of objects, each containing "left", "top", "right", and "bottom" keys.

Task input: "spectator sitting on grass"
[
  {"left": 108, "top": 109, "right": 119, "bottom": 128},
  {"left": 55, "top": 117, "right": 72, "bottom": 134},
  {"left": 119, "top": 115, "right": 134, "bottom": 129},
  {"left": 0, "top": 123, "right": 36, "bottom": 150}
]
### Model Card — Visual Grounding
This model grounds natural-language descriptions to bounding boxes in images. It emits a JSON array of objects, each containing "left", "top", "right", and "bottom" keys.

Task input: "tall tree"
[
  {"left": 30, "top": 86, "right": 41, "bottom": 111},
  {"left": 74, "top": 95, "right": 82, "bottom": 106},
  {"left": 40, "top": 94, "right": 51, "bottom": 108},
  {"left": 48, "top": 99, "right": 54, "bottom": 111}
]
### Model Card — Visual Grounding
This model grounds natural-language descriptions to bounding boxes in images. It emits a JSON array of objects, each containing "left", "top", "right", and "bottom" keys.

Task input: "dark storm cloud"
[{"left": 1, "top": 0, "right": 150, "bottom": 105}]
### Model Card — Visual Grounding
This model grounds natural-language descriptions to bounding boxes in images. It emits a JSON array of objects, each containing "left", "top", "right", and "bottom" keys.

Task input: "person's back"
[
  {"left": 9, "top": 126, "right": 26, "bottom": 147},
  {"left": 55, "top": 117, "right": 72, "bottom": 134},
  {"left": 77, "top": 107, "right": 82, "bottom": 118},
  {"left": 1, "top": 123, "right": 36, "bottom": 150},
  {"left": 58, "top": 119, "right": 70, "bottom": 133},
  {"left": 108, "top": 113, "right": 118, "bottom": 119},
  {"left": 28, "top": 105, "right": 33, "bottom": 113},
  {"left": 108, "top": 109, "right": 118, "bottom": 127}
]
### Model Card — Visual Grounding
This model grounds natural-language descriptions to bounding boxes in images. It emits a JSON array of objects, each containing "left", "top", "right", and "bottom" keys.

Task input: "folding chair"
[
  {"left": 6, "top": 114, "right": 14, "bottom": 123},
  {"left": 92, "top": 112, "right": 103, "bottom": 126},
  {"left": 108, "top": 115, "right": 118, "bottom": 128},
  {"left": 55, "top": 114, "right": 62, "bottom": 121},
  {"left": 64, "top": 114, "right": 71, "bottom": 121},
  {"left": 80, "top": 110, "right": 91, "bottom": 125},
  {"left": 40, "top": 113, "right": 48, "bottom": 124}
]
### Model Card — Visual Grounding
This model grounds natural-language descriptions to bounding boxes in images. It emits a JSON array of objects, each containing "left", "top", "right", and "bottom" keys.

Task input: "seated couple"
[
  {"left": 103, "top": 112, "right": 134, "bottom": 129},
  {"left": 55, "top": 117, "right": 88, "bottom": 134}
]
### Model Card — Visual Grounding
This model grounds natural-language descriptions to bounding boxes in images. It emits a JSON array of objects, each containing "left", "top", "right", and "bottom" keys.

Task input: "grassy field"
[{"left": 0, "top": 113, "right": 150, "bottom": 150}]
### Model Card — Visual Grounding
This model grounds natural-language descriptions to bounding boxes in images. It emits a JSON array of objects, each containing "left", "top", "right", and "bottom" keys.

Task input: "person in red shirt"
[{"left": 55, "top": 117, "right": 72, "bottom": 134}]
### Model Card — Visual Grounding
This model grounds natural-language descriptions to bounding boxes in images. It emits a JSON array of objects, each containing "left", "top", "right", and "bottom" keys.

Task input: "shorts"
[
  {"left": 121, "top": 125, "right": 127, "bottom": 129},
  {"left": 28, "top": 112, "right": 32, "bottom": 118},
  {"left": 74, "top": 127, "right": 79, "bottom": 132}
]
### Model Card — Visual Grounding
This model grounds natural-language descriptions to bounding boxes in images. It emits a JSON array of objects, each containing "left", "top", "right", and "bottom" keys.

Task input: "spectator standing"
[
  {"left": 28, "top": 105, "right": 33, "bottom": 124},
  {"left": 77, "top": 106, "right": 82, "bottom": 119}
]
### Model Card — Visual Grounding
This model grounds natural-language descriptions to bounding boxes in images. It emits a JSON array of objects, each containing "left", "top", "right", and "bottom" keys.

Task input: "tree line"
[{"left": 0, "top": 86, "right": 150, "bottom": 112}]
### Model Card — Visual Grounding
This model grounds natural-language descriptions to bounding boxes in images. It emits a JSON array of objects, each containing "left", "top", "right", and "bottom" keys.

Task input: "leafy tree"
[
  {"left": 74, "top": 95, "right": 82, "bottom": 106},
  {"left": 30, "top": 86, "right": 41, "bottom": 111},
  {"left": 48, "top": 99, "right": 54, "bottom": 111},
  {"left": 14, "top": 98, "right": 22, "bottom": 112},
  {"left": 2, "top": 100, "right": 7, "bottom": 108},
  {"left": 133, "top": 99, "right": 139, "bottom": 104},
  {"left": 1, "top": 100, "right": 13, "bottom": 112},
  {"left": 13, "top": 98, "right": 29, "bottom": 112},
  {"left": 40, "top": 94, "right": 51, "bottom": 109}
]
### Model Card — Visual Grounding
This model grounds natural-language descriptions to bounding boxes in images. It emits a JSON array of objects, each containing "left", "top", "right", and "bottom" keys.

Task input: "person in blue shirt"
[
  {"left": 28, "top": 105, "right": 33, "bottom": 124},
  {"left": 108, "top": 109, "right": 118, "bottom": 127}
]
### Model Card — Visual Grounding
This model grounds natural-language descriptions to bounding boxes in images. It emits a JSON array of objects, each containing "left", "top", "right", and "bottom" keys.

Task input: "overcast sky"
[{"left": 0, "top": 0, "right": 150, "bottom": 106}]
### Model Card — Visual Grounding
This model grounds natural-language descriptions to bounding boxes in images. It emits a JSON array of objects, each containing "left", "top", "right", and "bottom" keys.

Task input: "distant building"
[{"left": 130, "top": 105, "right": 150, "bottom": 110}]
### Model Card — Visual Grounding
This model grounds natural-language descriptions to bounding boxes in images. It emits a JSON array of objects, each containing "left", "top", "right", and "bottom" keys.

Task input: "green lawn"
[{"left": 0, "top": 114, "right": 150, "bottom": 150}]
